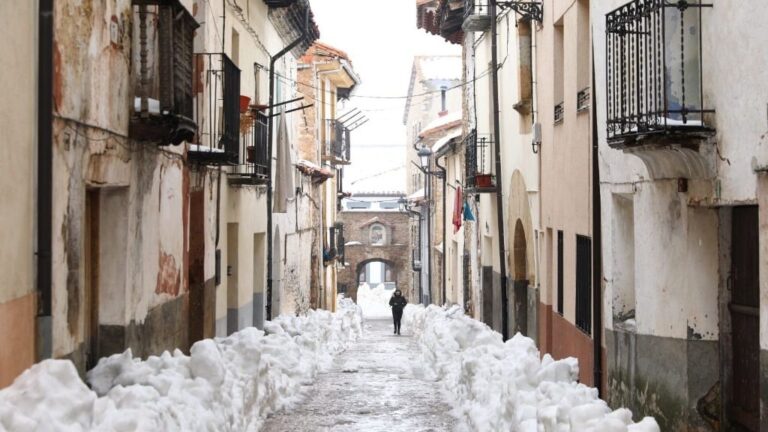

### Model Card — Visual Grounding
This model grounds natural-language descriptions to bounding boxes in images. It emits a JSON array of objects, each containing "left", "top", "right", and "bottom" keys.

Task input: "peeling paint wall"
[{"left": 50, "top": 0, "right": 192, "bottom": 369}]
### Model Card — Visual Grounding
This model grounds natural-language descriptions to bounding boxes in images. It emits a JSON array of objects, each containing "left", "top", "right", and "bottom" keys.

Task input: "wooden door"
[{"left": 730, "top": 206, "right": 759, "bottom": 431}]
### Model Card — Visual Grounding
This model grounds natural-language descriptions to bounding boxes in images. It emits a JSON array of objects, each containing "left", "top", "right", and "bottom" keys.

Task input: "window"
[
  {"left": 575, "top": 235, "right": 592, "bottom": 334},
  {"left": 553, "top": 20, "right": 564, "bottom": 124},
  {"left": 557, "top": 230, "right": 564, "bottom": 315},
  {"left": 347, "top": 201, "right": 371, "bottom": 210},
  {"left": 231, "top": 29, "right": 240, "bottom": 67}
]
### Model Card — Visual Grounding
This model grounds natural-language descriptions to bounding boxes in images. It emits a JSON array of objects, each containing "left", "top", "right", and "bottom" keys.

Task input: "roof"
[
  {"left": 419, "top": 111, "right": 462, "bottom": 137},
  {"left": 432, "top": 129, "right": 463, "bottom": 155}
]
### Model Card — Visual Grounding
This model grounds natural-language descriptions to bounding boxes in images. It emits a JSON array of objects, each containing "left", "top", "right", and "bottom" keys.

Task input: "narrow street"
[{"left": 262, "top": 319, "right": 458, "bottom": 432}]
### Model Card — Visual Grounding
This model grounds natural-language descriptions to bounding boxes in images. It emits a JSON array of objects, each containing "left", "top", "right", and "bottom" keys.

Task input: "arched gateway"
[{"left": 337, "top": 194, "right": 412, "bottom": 302}]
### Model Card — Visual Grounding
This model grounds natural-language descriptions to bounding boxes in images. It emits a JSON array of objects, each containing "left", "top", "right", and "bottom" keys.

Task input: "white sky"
[{"left": 310, "top": 0, "right": 460, "bottom": 193}]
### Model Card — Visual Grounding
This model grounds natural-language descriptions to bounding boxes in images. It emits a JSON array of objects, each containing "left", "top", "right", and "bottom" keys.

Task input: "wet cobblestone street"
[{"left": 261, "top": 319, "right": 459, "bottom": 432}]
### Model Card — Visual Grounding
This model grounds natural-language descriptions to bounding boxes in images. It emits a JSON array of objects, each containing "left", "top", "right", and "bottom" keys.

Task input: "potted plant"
[
  {"left": 474, "top": 173, "right": 494, "bottom": 188},
  {"left": 239, "top": 95, "right": 251, "bottom": 113}
]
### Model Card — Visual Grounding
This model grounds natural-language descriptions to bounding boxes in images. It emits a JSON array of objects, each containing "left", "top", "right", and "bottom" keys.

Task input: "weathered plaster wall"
[
  {"left": 0, "top": 0, "right": 37, "bottom": 387},
  {"left": 49, "top": 0, "right": 192, "bottom": 369}
]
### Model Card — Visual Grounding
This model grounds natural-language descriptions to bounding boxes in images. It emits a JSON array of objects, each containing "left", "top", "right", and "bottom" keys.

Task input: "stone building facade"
[{"left": 337, "top": 194, "right": 412, "bottom": 302}]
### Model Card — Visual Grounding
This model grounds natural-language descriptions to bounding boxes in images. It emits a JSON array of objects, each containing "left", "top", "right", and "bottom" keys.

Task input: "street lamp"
[{"left": 417, "top": 146, "right": 432, "bottom": 170}]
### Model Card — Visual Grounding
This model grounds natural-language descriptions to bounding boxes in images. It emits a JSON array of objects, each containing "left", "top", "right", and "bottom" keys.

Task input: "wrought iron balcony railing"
[
  {"left": 229, "top": 111, "right": 269, "bottom": 185},
  {"left": 463, "top": 0, "right": 490, "bottom": 32},
  {"left": 130, "top": 0, "right": 199, "bottom": 146},
  {"left": 324, "top": 119, "right": 351, "bottom": 164},
  {"left": 605, "top": 0, "right": 713, "bottom": 145},
  {"left": 464, "top": 129, "right": 496, "bottom": 193},
  {"left": 190, "top": 53, "right": 241, "bottom": 165}
]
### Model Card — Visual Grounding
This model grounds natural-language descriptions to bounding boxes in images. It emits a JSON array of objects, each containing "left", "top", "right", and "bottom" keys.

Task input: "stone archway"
[
  {"left": 506, "top": 170, "right": 536, "bottom": 340},
  {"left": 356, "top": 258, "right": 397, "bottom": 287}
]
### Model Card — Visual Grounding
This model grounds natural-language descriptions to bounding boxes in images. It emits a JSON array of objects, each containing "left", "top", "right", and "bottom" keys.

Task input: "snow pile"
[
  {"left": 403, "top": 304, "right": 660, "bottom": 432},
  {"left": 356, "top": 283, "right": 395, "bottom": 319},
  {"left": 0, "top": 301, "right": 362, "bottom": 432}
]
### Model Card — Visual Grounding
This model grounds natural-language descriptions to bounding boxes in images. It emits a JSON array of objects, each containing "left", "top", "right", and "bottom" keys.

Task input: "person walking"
[{"left": 389, "top": 290, "right": 407, "bottom": 335}]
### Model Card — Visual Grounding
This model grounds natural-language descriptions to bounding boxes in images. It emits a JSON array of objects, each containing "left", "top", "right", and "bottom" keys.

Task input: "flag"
[
  {"left": 463, "top": 200, "right": 475, "bottom": 222},
  {"left": 452, "top": 186, "right": 463, "bottom": 233}
]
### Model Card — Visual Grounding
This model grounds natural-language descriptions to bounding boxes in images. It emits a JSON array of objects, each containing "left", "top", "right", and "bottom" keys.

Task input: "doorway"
[
  {"left": 729, "top": 206, "right": 759, "bottom": 431},
  {"left": 188, "top": 190, "right": 205, "bottom": 345},
  {"left": 513, "top": 219, "right": 528, "bottom": 336},
  {"left": 227, "top": 223, "right": 239, "bottom": 335},
  {"left": 84, "top": 189, "right": 100, "bottom": 369}
]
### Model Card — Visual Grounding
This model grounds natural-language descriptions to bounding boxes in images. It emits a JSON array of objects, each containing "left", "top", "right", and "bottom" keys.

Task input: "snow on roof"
[
  {"left": 419, "top": 111, "right": 462, "bottom": 137},
  {"left": 432, "top": 130, "right": 463, "bottom": 154},
  {"left": 419, "top": 56, "right": 462, "bottom": 82},
  {"left": 407, "top": 188, "right": 425, "bottom": 201}
]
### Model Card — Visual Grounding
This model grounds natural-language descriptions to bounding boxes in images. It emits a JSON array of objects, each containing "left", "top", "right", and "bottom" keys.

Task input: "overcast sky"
[{"left": 310, "top": 0, "right": 460, "bottom": 193}]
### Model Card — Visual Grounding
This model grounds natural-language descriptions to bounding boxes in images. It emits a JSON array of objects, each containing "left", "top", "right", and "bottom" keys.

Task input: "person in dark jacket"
[{"left": 389, "top": 290, "right": 407, "bottom": 335}]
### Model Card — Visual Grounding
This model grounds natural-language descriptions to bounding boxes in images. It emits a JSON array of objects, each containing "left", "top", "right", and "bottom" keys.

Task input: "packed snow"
[
  {"left": 355, "top": 282, "right": 396, "bottom": 319},
  {"left": 403, "top": 304, "right": 660, "bottom": 432},
  {"left": 0, "top": 298, "right": 362, "bottom": 432}
]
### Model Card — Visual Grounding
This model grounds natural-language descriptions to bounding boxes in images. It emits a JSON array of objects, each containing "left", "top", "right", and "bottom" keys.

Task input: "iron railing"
[
  {"left": 463, "top": 0, "right": 490, "bottom": 32},
  {"left": 605, "top": 0, "right": 713, "bottom": 143},
  {"left": 190, "top": 53, "right": 240, "bottom": 164},
  {"left": 230, "top": 111, "right": 269, "bottom": 184},
  {"left": 464, "top": 129, "right": 496, "bottom": 192},
  {"left": 326, "top": 119, "right": 351, "bottom": 163}
]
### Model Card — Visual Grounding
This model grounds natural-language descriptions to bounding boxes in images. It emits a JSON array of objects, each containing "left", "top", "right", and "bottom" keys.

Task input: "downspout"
[
  {"left": 591, "top": 51, "right": 604, "bottom": 396},
  {"left": 436, "top": 152, "right": 447, "bottom": 305},
  {"left": 405, "top": 207, "right": 423, "bottom": 302},
  {"left": 36, "top": 0, "right": 54, "bottom": 360},
  {"left": 490, "top": 0, "right": 510, "bottom": 340},
  {"left": 425, "top": 163, "right": 431, "bottom": 304},
  {"left": 266, "top": 6, "right": 309, "bottom": 321}
]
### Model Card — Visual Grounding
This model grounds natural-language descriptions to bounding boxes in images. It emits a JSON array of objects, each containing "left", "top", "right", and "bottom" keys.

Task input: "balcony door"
[
  {"left": 729, "top": 206, "right": 759, "bottom": 431},
  {"left": 84, "top": 189, "right": 100, "bottom": 369}
]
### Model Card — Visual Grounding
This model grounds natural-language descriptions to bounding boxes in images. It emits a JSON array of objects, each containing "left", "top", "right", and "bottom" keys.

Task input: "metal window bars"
[
  {"left": 190, "top": 53, "right": 241, "bottom": 164},
  {"left": 554, "top": 102, "right": 565, "bottom": 124},
  {"left": 464, "top": 129, "right": 496, "bottom": 192},
  {"left": 605, "top": 0, "right": 713, "bottom": 143},
  {"left": 577, "top": 87, "right": 590, "bottom": 112}
]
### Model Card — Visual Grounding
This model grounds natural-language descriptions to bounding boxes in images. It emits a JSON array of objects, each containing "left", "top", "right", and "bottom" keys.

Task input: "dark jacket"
[{"left": 389, "top": 295, "right": 407, "bottom": 313}]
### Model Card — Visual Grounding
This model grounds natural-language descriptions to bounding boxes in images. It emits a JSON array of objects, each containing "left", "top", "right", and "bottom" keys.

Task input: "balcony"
[
  {"left": 189, "top": 53, "right": 241, "bottom": 165},
  {"left": 130, "top": 0, "right": 199, "bottom": 146},
  {"left": 464, "top": 130, "right": 496, "bottom": 193},
  {"left": 463, "top": 0, "right": 490, "bottom": 32},
  {"left": 229, "top": 111, "right": 269, "bottom": 186},
  {"left": 605, "top": 0, "right": 713, "bottom": 148},
  {"left": 323, "top": 119, "right": 351, "bottom": 165},
  {"left": 263, "top": 0, "right": 295, "bottom": 7}
]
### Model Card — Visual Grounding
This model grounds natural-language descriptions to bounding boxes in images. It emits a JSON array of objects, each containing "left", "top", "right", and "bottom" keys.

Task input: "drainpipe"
[
  {"left": 490, "top": 0, "right": 510, "bottom": 340},
  {"left": 425, "top": 163, "right": 431, "bottom": 305},
  {"left": 266, "top": 6, "right": 309, "bottom": 321},
  {"left": 591, "top": 52, "right": 604, "bottom": 396},
  {"left": 435, "top": 153, "right": 447, "bottom": 305},
  {"left": 36, "top": 0, "right": 54, "bottom": 360}
]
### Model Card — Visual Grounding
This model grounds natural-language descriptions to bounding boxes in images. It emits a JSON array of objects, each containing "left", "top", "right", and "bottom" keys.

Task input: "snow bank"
[
  {"left": 356, "top": 283, "right": 396, "bottom": 319},
  {"left": 403, "top": 305, "right": 660, "bottom": 432},
  {"left": 0, "top": 301, "right": 362, "bottom": 432}
]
